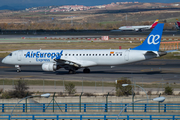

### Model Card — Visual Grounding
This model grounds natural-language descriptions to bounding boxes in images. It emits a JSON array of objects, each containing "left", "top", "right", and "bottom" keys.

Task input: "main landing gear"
[
  {"left": 83, "top": 68, "right": 90, "bottom": 73},
  {"left": 69, "top": 69, "right": 76, "bottom": 74},
  {"left": 68, "top": 68, "right": 90, "bottom": 74},
  {"left": 15, "top": 65, "right": 21, "bottom": 73}
]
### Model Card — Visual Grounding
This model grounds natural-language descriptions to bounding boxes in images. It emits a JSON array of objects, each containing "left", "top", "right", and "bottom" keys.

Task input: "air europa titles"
[{"left": 25, "top": 50, "right": 63, "bottom": 62}]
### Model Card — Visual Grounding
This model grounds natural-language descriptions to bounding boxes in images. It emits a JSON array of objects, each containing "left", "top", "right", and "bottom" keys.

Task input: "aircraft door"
[
  {"left": 17, "top": 50, "right": 23, "bottom": 61},
  {"left": 124, "top": 50, "right": 129, "bottom": 61}
]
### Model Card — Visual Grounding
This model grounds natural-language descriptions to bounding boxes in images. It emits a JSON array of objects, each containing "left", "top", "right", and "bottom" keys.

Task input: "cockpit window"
[{"left": 8, "top": 53, "right": 12, "bottom": 56}]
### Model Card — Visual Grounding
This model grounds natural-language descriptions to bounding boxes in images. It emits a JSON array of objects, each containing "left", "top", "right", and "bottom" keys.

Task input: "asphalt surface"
[
  {"left": 0, "top": 58, "right": 180, "bottom": 84},
  {"left": 0, "top": 31, "right": 180, "bottom": 39},
  {"left": 0, "top": 35, "right": 147, "bottom": 43},
  {"left": 1, "top": 29, "right": 180, "bottom": 36}
]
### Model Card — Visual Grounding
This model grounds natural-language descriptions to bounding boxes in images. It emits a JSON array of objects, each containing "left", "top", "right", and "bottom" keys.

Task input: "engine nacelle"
[
  {"left": 42, "top": 62, "right": 57, "bottom": 71},
  {"left": 134, "top": 28, "right": 139, "bottom": 32}
]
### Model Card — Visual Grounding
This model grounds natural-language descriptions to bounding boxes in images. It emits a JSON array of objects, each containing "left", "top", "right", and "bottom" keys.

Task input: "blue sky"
[{"left": 0, "top": 0, "right": 179, "bottom": 9}]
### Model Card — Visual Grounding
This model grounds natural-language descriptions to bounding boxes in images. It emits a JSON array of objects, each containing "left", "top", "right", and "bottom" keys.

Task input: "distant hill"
[{"left": 0, "top": 5, "right": 18, "bottom": 10}]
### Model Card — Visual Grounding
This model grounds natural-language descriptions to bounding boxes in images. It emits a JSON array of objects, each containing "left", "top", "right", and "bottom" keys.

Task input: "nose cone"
[{"left": 2, "top": 58, "right": 6, "bottom": 64}]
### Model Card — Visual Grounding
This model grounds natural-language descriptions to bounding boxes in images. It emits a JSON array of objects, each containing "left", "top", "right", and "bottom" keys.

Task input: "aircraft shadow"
[
  {"left": 54, "top": 70, "right": 163, "bottom": 75},
  {"left": 3, "top": 70, "right": 164, "bottom": 75}
]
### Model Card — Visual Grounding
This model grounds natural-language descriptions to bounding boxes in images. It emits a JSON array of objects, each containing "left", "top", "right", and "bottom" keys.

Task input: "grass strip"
[
  {"left": 0, "top": 79, "right": 179, "bottom": 88},
  {"left": 0, "top": 79, "right": 115, "bottom": 87}
]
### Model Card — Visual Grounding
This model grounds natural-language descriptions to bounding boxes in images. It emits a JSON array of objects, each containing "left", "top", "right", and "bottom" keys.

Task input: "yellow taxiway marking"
[
  {"left": 0, "top": 66, "right": 13, "bottom": 68},
  {"left": 15, "top": 76, "right": 33, "bottom": 78},
  {"left": 141, "top": 69, "right": 161, "bottom": 72},
  {"left": 150, "top": 80, "right": 169, "bottom": 84}
]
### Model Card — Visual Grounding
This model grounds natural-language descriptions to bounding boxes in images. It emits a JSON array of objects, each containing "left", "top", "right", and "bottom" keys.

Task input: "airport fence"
[
  {"left": 0, "top": 103, "right": 180, "bottom": 113},
  {"left": 0, "top": 114, "right": 180, "bottom": 120}
]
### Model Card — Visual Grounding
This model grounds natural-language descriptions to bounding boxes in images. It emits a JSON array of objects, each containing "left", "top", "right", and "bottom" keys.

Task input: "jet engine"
[
  {"left": 134, "top": 28, "right": 139, "bottom": 32},
  {"left": 42, "top": 62, "right": 57, "bottom": 71}
]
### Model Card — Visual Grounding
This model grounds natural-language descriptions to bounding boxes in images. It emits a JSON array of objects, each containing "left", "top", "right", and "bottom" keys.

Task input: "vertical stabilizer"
[
  {"left": 132, "top": 23, "right": 164, "bottom": 51},
  {"left": 150, "top": 19, "right": 159, "bottom": 29},
  {"left": 176, "top": 19, "right": 180, "bottom": 27}
]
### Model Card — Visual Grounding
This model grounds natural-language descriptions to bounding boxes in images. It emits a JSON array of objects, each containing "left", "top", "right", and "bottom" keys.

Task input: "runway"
[{"left": 0, "top": 58, "right": 180, "bottom": 84}]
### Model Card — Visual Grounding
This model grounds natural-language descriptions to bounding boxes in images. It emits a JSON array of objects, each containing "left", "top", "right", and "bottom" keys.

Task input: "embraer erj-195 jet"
[
  {"left": 119, "top": 19, "right": 159, "bottom": 32},
  {"left": 2, "top": 23, "right": 167, "bottom": 74}
]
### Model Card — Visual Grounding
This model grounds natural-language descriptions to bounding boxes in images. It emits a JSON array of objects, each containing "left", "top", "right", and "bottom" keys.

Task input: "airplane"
[
  {"left": 119, "top": 19, "right": 159, "bottom": 32},
  {"left": 175, "top": 19, "right": 180, "bottom": 30},
  {"left": 2, "top": 23, "right": 167, "bottom": 74}
]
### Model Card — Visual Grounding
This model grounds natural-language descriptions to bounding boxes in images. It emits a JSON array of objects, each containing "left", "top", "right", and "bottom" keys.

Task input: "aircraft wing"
[{"left": 54, "top": 57, "right": 97, "bottom": 68}]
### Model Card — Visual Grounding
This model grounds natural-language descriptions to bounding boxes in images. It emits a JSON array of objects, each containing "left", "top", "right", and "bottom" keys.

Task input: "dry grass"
[
  {"left": 0, "top": 42, "right": 139, "bottom": 51},
  {"left": 0, "top": 79, "right": 179, "bottom": 88},
  {"left": 1, "top": 6, "right": 180, "bottom": 29}
]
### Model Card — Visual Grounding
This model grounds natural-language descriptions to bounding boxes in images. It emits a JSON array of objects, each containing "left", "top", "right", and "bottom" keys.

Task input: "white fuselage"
[
  {"left": 2, "top": 49, "right": 157, "bottom": 68},
  {"left": 119, "top": 25, "right": 151, "bottom": 31}
]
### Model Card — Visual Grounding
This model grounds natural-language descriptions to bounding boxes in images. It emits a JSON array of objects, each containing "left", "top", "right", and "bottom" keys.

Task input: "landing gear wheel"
[
  {"left": 17, "top": 69, "right": 21, "bottom": 73},
  {"left": 69, "top": 70, "right": 76, "bottom": 74},
  {"left": 83, "top": 68, "right": 90, "bottom": 73}
]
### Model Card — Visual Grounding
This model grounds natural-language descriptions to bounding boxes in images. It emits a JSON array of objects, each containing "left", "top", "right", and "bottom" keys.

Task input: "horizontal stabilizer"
[{"left": 165, "top": 50, "right": 178, "bottom": 53}]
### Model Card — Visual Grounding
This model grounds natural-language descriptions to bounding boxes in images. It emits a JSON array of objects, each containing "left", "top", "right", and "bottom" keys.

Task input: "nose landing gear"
[{"left": 15, "top": 65, "right": 21, "bottom": 73}]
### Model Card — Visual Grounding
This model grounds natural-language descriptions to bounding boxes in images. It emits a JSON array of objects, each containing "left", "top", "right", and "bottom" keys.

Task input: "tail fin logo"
[
  {"left": 132, "top": 23, "right": 164, "bottom": 51},
  {"left": 147, "top": 35, "right": 160, "bottom": 45},
  {"left": 150, "top": 19, "right": 159, "bottom": 29}
]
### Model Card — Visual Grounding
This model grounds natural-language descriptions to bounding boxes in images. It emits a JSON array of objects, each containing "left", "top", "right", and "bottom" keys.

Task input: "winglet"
[{"left": 132, "top": 23, "right": 164, "bottom": 51}]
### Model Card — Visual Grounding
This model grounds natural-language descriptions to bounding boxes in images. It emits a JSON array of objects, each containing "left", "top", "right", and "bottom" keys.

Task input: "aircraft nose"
[{"left": 2, "top": 58, "right": 6, "bottom": 64}]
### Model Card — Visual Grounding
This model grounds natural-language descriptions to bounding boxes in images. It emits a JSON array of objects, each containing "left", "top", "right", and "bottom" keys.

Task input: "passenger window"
[
  {"left": 86, "top": 54, "right": 88, "bottom": 56},
  {"left": 83, "top": 54, "right": 85, "bottom": 56},
  {"left": 102, "top": 54, "right": 104, "bottom": 56},
  {"left": 93, "top": 54, "right": 94, "bottom": 56},
  {"left": 106, "top": 54, "right": 108, "bottom": 56},
  {"left": 80, "top": 54, "right": 81, "bottom": 56},
  {"left": 117, "top": 54, "right": 118, "bottom": 56},
  {"left": 109, "top": 54, "right": 111, "bottom": 56},
  {"left": 99, "top": 54, "right": 101, "bottom": 56},
  {"left": 76, "top": 54, "right": 78, "bottom": 56},
  {"left": 73, "top": 54, "right": 74, "bottom": 56},
  {"left": 113, "top": 54, "right": 115, "bottom": 56},
  {"left": 89, "top": 54, "right": 91, "bottom": 56},
  {"left": 24, "top": 54, "right": 26, "bottom": 56},
  {"left": 69, "top": 54, "right": 71, "bottom": 56},
  {"left": 120, "top": 54, "right": 122, "bottom": 56},
  {"left": 96, "top": 54, "right": 97, "bottom": 56},
  {"left": 65, "top": 54, "right": 67, "bottom": 56}
]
